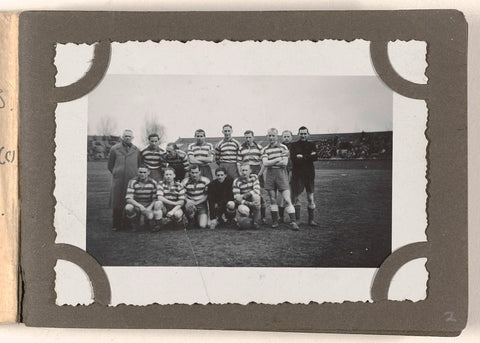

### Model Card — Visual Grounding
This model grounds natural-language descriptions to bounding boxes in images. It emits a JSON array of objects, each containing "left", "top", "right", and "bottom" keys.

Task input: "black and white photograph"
[
  {"left": 53, "top": 40, "right": 427, "bottom": 305},
  {"left": 85, "top": 74, "right": 393, "bottom": 268}
]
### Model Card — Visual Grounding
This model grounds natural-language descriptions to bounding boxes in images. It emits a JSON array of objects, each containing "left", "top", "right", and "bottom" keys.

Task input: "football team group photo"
[
  {"left": 107, "top": 125, "right": 320, "bottom": 234},
  {"left": 86, "top": 74, "right": 393, "bottom": 268}
]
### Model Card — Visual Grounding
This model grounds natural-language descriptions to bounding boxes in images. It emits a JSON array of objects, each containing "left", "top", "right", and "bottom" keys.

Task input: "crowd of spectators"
[{"left": 315, "top": 132, "right": 392, "bottom": 160}]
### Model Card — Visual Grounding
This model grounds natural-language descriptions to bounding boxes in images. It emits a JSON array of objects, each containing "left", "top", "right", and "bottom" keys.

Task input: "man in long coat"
[{"left": 108, "top": 129, "right": 141, "bottom": 230}]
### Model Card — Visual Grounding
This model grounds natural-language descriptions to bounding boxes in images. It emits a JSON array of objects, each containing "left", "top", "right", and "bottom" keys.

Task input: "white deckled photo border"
[{"left": 53, "top": 40, "right": 428, "bottom": 306}]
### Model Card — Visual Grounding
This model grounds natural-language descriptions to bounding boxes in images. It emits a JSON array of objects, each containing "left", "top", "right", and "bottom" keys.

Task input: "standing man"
[
  {"left": 207, "top": 167, "right": 235, "bottom": 229},
  {"left": 215, "top": 124, "right": 241, "bottom": 179},
  {"left": 278, "top": 130, "right": 293, "bottom": 223},
  {"left": 238, "top": 130, "right": 267, "bottom": 224},
  {"left": 290, "top": 126, "right": 318, "bottom": 226},
  {"left": 108, "top": 129, "right": 141, "bottom": 231},
  {"left": 141, "top": 133, "right": 165, "bottom": 182},
  {"left": 124, "top": 166, "right": 162, "bottom": 231},
  {"left": 163, "top": 142, "right": 190, "bottom": 182},
  {"left": 156, "top": 167, "right": 186, "bottom": 228},
  {"left": 182, "top": 164, "right": 210, "bottom": 229},
  {"left": 261, "top": 128, "right": 299, "bottom": 231},
  {"left": 187, "top": 129, "right": 214, "bottom": 180},
  {"left": 230, "top": 163, "right": 262, "bottom": 230}
]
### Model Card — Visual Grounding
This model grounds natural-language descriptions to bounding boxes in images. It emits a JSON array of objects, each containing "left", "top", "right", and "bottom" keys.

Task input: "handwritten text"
[{"left": 0, "top": 147, "right": 15, "bottom": 164}]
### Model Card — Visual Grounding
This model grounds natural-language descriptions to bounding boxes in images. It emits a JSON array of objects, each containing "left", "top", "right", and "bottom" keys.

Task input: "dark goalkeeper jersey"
[
  {"left": 290, "top": 140, "right": 316, "bottom": 174},
  {"left": 207, "top": 177, "right": 234, "bottom": 218}
]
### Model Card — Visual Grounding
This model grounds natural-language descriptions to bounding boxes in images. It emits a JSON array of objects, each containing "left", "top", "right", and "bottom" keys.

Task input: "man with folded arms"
[
  {"left": 215, "top": 124, "right": 241, "bottom": 179},
  {"left": 261, "top": 128, "right": 300, "bottom": 231},
  {"left": 187, "top": 129, "right": 214, "bottom": 180},
  {"left": 278, "top": 129, "right": 293, "bottom": 223},
  {"left": 141, "top": 133, "right": 165, "bottom": 182},
  {"left": 290, "top": 126, "right": 318, "bottom": 226}
]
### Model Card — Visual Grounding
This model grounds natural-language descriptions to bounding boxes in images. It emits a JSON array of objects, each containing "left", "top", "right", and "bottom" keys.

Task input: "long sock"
[
  {"left": 308, "top": 207, "right": 315, "bottom": 223},
  {"left": 271, "top": 211, "right": 279, "bottom": 223},
  {"left": 286, "top": 205, "right": 297, "bottom": 223},
  {"left": 261, "top": 205, "right": 266, "bottom": 219},
  {"left": 294, "top": 205, "right": 301, "bottom": 220},
  {"left": 288, "top": 212, "right": 296, "bottom": 223},
  {"left": 226, "top": 207, "right": 236, "bottom": 220},
  {"left": 278, "top": 206, "right": 285, "bottom": 220},
  {"left": 252, "top": 206, "right": 261, "bottom": 224}
]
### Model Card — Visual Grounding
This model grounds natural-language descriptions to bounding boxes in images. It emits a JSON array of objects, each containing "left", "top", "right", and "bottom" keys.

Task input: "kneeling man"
[
  {"left": 230, "top": 163, "right": 261, "bottom": 230},
  {"left": 156, "top": 167, "right": 186, "bottom": 229},
  {"left": 182, "top": 164, "right": 210, "bottom": 229},
  {"left": 207, "top": 167, "right": 236, "bottom": 229},
  {"left": 124, "top": 166, "right": 162, "bottom": 231}
]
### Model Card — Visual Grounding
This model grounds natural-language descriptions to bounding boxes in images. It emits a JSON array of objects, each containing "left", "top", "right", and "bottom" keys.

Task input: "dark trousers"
[{"left": 212, "top": 201, "right": 235, "bottom": 220}]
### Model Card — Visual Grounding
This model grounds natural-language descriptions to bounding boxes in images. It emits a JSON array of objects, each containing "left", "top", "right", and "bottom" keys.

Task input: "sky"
[{"left": 88, "top": 74, "right": 392, "bottom": 148}]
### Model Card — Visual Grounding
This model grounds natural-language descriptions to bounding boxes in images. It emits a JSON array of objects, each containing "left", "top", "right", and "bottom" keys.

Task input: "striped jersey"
[
  {"left": 233, "top": 174, "right": 261, "bottom": 197},
  {"left": 215, "top": 138, "right": 241, "bottom": 164},
  {"left": 261, "top": 143, "right": 290, "bottom": 169},
  {"left": 187, "top": 142, "right": 214, "bottom": 165},
  {"left": 157, "top": 180, "right": 186, "bottom": 202},
  {"left": 181, "top": 176, "right": 210, "bottom": 202},
  {"left": 238, "top": 141, "right": 263, "bottom": 166},
  {"left": 163, "top": 150, "right": 190, "bottom": 172},
  {"left": 141, "top": 146, "right": 165, "bottom": 170},
  {"left": 125, "top": 177, "right": 158, "bottom": 205}
]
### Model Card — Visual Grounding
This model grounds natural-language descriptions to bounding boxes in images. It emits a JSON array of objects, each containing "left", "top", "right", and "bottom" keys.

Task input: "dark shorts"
[
  {"left": 211, "top": 201, "right": 235, "bottom": 220},
  {"left": 125, "top": 203, "right": 154, "bottom": 218},
  {"left": 149, "top": 168, "right": 163, "bottom": 182},
  {"left": 159, "top": 203, "right": 183, "bottom": 222},
  {"left": 185, "top": 200, "right": 208, "bottom": 217},
  {"left": 250, "top": 164, "right": 264, "bottom": 188},
  {"left": 291, "top": 172, "right": 315, "bottom": 196},
  {"left": 161, "top": 203, "right": 175, "bottom": 212},
  {"left": 199, "top": 164, "right": 213, "bottom": 181},
  {"left": 264, "top": 168, "right": 290, "bottom": 192},
  {"left": 172, "top": 167, "right": 186, "bottom": 182},
  {"left": 218, "top": 162, "right": 239, "bottom": 180}
]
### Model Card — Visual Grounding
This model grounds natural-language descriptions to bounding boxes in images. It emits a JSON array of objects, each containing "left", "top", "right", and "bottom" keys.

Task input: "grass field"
[{"left": 86, "top": 160, "right": 392, "bottom": 267}]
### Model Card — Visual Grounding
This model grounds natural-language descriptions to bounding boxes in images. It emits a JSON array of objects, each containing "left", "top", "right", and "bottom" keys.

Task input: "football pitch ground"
[{"left": 86, "top": 160, "right": 391, "bottom": 268}]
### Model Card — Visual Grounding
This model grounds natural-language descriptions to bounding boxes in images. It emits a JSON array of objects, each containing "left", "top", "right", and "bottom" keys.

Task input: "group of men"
[{"left": 107, "top": 124, "right": 318, "bottom": 232}]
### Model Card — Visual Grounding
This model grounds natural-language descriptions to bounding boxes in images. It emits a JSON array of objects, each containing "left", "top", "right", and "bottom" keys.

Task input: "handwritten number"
[{"left": 444, "top": 312, "right": 456, "bottom": 322}]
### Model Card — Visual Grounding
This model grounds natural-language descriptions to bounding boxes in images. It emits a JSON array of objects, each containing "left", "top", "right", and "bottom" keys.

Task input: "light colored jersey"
[
  {"left": 141, "top": 146, "right": 165, "bottom": 170},
  {"left": 187, "top": 142, "right": 214, "bottom": 165},
  {"left": 181, "top": 176, "right": 210, "bottom": 202},
  {"left": 125, "top": 177, "right": 158, "bottom": 205},
  {"left": 261, "top": 143, "right": 289, "bottom": 169},
  {"left": 215, "top": 138, "right": 241, "bottom": 164},
  {"left": 157, "top": 180, "right": 186, "bottom": 202},
  {"left": 233, "top": 174, "right": 261, "bottom": 197},
  {"left": 238, "top": 141, "right": 263, "bottom": 166}
]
